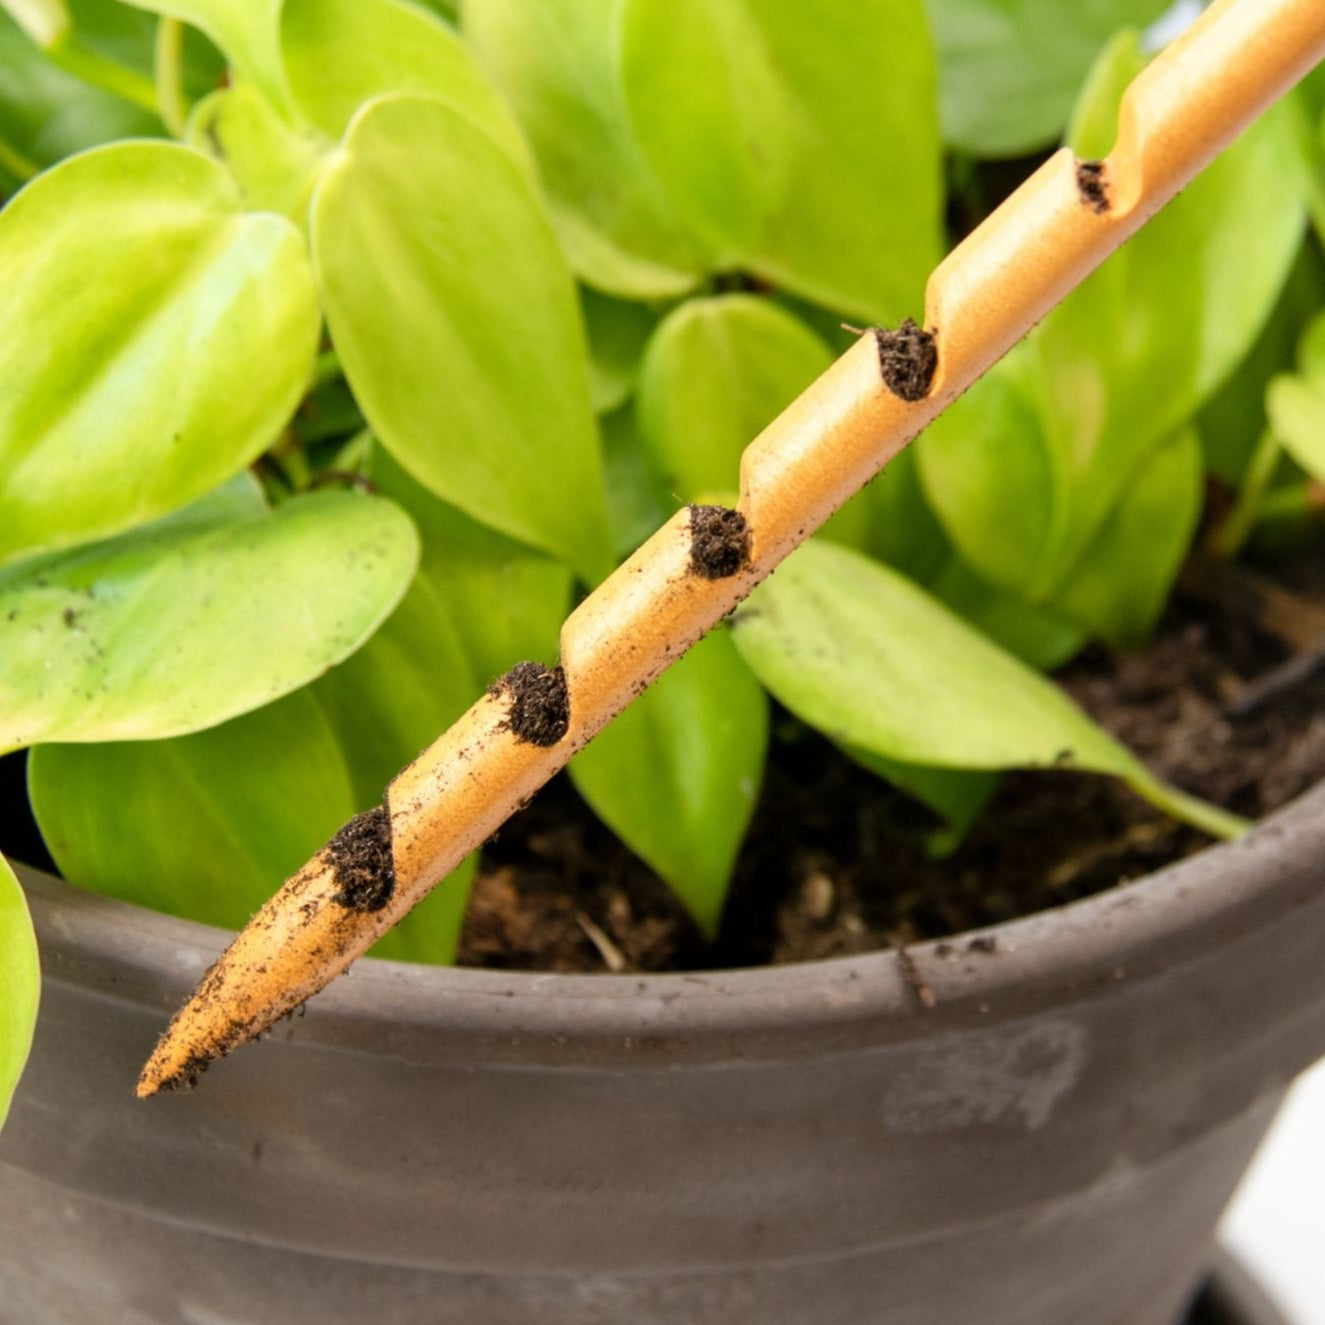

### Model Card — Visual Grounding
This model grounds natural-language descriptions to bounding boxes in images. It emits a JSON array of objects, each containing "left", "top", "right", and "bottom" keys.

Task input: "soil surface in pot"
[{"left": 458, "top": 547, "right": 1325, "bottom": 974}]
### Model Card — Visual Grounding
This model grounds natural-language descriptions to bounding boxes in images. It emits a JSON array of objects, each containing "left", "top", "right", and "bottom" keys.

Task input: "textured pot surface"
[{"left": 3, "top": 785, "right": 1324, "bottom": 1325}]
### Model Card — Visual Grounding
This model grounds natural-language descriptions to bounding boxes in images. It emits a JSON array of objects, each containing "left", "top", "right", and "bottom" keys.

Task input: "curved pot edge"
[{"left": 16, "top": 780, "right": 1325, "bottom": 1066}]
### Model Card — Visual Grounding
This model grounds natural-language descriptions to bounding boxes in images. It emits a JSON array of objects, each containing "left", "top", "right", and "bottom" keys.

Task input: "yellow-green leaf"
[
  {"left": 280, "top": 0, "right": 529, "bottom": 173},
  {"left": 924, "top": 0, "right": 1168, "bottom": 156},
  {"left": 0, "top": 852, "right": 39, "bottom": 1130},
  {"left": 570, "top": 630, "right": 767, "bottom": 937},
  {"left": 0, "top": 489, "right": 419, "bottom": 751},
  {"left": 463, "top": 0, "right": 710, "bottom": 298},
  {"left": 1051, "top": 429, "right": 1204, "bottom": 648},
  {"left": 370, "top": 445, "right": 573, "bottom": 685},
  {"left": 119, "top": 0, "right": 284, "bottom": 99},
  {"left": 637, "top": 294, "right": 832, "bottom": 501},
  {"left": 731, "top": 540, "right": 1244, "bottom": 841},
  {"left": 0, "top": 141, "right": 319, "bottom": 566},
  {"left": 620, "top": 0, "right": 941, "bottom": 323},
  {"left": 311, "top": 94, "right": 612, "bottom": 582}
]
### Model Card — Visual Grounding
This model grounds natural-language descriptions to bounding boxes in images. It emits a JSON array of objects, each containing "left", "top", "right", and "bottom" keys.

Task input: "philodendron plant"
[{"left": 2, "top": 0, "right": 1324, "bottom": 1122}]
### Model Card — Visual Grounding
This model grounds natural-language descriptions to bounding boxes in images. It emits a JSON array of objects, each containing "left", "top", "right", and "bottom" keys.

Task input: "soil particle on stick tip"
[
  {"left": 1076, "top": 160, "right": 1110, "bottom": 213},
  {"left": 874, "top": 320, "right": 937, "bottom": 402},
  {"left": 328, "top": 804, "right": 396, "bottom": 912},
  {"left": 159, "top": 1053, "right": 211, "bottom": 1093},
  {"left": 688, "top": 505, "right": 751, "bottom": 580},
  {"left": 492, "top": 662, "right": 570, "bottom": 747}
]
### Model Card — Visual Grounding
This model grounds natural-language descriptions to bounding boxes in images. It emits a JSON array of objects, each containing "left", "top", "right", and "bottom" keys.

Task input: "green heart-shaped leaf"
[
  {"left": 280, "top": 0, "right": 529, "bottom": 173},
  {"left": 570, "top": 629, "right": 767, "bottom": 937},
  {"left": 0, "top": 488, "right": 419, "bottom": 752},
  {"left": 620, "top": 0, "right": 941, "bottom": 323},
  {"left": 923, "top": 0, "right": 1168, "bottom": 156},
  {"left": 637, "top": 295, "right": 832, "bottom": 501},
  {"left": 916, "top": 346, "right": 1052, "bottom": 596},
  {"left": 731, "top": 540, "right": 1244, "bottom": 841},
  {"left": 1052, "top": 429, "right": 1203, "bottom": 648},
  {"left": 0, "top": 852, "right": 39, "bottom": 1130},
  {"left": 370, "top": 445, "right": 573, "bottom": 685},
  {"left": 635, "top": 294, "right": 873, "bottom": 547},
  {"left": 462, "top": 0, "right": 710, "bottom": 298},
  {"left": 1260, "top": 308, "right": 1325, "bottom": 487},
  {"left": 0, "top": 140, "right": 320, "bottom": 566},
  {"left": 1267, "top": 373, "right": 1325, "bottom": 483},
  {"left": 312, "top": 94, "right": 611, "bottom": 582},
  {"left": 120, "top": 0, "right": 284, "bottom": 99},
  {"left": 732, "top": 540, "right": 1117, "bottom": 770}
]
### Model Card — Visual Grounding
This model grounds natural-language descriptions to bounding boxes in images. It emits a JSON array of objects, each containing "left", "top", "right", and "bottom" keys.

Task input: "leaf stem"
[
  {"left": 1129, "top": 772, "right": 1249, "bottom": 842},
  {"left": 269, "top": 429, "right": 312, "bottom": 492},
  {"left": 329, "top": 426, "right": 374, "bottom": 474},
  {"left": 46, "top": 33, "right": 159, "bottom": 114},
  {"left": 1208, "top": 427, "right": 1281, "bottom": 559},
  {"left": 154, "top": 17, "right": 189, "bottom": 138}
]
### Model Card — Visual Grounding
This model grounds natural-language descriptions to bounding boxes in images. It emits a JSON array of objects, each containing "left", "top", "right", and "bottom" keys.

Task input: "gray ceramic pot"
[{"left": 2, "top": 783, "right": 1324, "bottom": 1325}]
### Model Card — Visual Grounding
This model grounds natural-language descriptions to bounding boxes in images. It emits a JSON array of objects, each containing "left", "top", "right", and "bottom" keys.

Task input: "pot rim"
[{"left": 17, "top": 781, "right": 1325, "bottom": 1070}]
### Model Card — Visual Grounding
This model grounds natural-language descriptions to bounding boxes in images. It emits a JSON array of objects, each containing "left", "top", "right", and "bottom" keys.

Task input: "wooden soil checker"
[{"left": 137, "top": 0, "right": 1325, "bottom": 1098}]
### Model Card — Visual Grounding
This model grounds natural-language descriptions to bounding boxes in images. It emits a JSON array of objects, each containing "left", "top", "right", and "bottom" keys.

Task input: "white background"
[{"left": 1222, "top": 1058, "right": 1325, "bottom": 1324}]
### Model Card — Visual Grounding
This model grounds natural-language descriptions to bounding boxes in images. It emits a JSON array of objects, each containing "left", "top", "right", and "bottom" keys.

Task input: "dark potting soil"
[
  {"left": 1076, "top": 160, "right": 1111, "bottom": 213},
  {"left": 328, "top": 804, "right": 396, "bottom": 913},
  {"left": 456, "top": 547, "right": 1325, "bottom": 974},
  {"left": 688, "top": 504, "right": 752, "bottom": 580},
  {"left": 490, "top": 662, "right": 570, "bottom": 747},
  {"left": 874, "top": 319, "right": 938, "bottom": 402}
]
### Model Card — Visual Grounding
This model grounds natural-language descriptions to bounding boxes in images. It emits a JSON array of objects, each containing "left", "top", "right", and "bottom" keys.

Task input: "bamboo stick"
[{"left": 137, "top": 0, "right": 1325, "bottom": 1098}]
